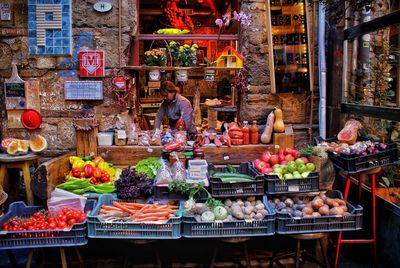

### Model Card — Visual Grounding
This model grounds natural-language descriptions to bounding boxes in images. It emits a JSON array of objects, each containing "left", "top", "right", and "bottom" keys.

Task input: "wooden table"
[
  {"left": 97, "top": 144, "right": 278, "bottom": 166},
  {"left": 0, "top": 153, "right": 40, "bottom": 205}
]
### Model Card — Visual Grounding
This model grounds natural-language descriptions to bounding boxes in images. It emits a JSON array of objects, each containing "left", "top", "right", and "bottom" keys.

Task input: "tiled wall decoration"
[
  {"left": 79, "top": 50, "right": 105, "bottom": 77},
  {"left": 28, "top": 0, "right": 72, "bottom": 55}
]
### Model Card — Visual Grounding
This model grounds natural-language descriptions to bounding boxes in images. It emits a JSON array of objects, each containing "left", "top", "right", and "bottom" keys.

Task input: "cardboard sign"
[
  {"left": 25, "top": 79, "right": 41, "bottom": 111},
  {"left": 5, "top": 82, "right": 26, "bottom": 109},
  {"left": 7, "top": 110, "right": 24, "bottom": 129},
  {"left": 64, "top": 81, "right": 103, "bottom": 100},
  {"left": 79, "top": 50, "right": 105, "bottom": 77}
]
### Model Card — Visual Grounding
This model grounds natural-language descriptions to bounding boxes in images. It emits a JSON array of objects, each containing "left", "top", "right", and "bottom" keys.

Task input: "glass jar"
[
  {"left": 242, "top": 121, "right": 250, "bottom": 145},
  {"left": 250, "top": 121, "right": 259, "bottom": 144}
]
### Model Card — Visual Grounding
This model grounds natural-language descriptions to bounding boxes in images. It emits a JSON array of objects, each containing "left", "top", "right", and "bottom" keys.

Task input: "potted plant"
[
  {"left": 168, "top": 41, "right": 199, "bottom": 82},
  {"left": 144, "top": 48, "right": 167, "bottom": 81}
]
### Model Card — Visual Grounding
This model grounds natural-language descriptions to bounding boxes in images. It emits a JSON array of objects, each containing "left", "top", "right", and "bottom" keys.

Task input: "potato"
[
  {"left": 302, "top": 206, "right": 314, "bottom": 215},
  {"left": 244, "top": 201, "right": 252, "bottom": 207},
  {"left": 284, "top": 198, "right": 294, "bottom": 208},
  {"left": 336, "top": 198, "right": 346, "bottom": 206},
  {"left": 244, "top": 215, "right": 252, "bottom": 220},
  {"left": 254, "top": 213, "right": 264, "bottom": 220},
  {"left": 256, "top": 200, "right": 263, "bottom": 205},
  {"left": 273, "top": 198, "right": 281, "bottom": 204},
  {"left": 332, "top": 201, "right": 340, "bottom": 207},
  {"left": 325, "top": 198, "right": 334, "bottom": 207},
  {"left": 249, "top": 212, "right": 255, "bottom": 219},
  {"left": 234, "top": 212, "right": 244, "bottom": 220},
  {"left": 329, "top": 207, "right": 345, "bottom": 216},
  {"left": 247, "top": 196, "right": 256, "bottom": 202},
  {"left": 237, "top": 200, "right": 244, "bottom": 207},
  {"left": 339, "top": 205, "right": 348, "bottom": 212},
  {"left": 258, "top": 209, "right": 269, "bottom": 216},
  {"left": 318, "top": 205, "right": 330, "bottom": 216},
  {"left": 251, "top": 201, "right": 256, "bottom": 206},
  {"left": 224, "top": 199, "right": 233, "bottom": 207},
  {"left": 244, "top": 206, "right": 254, "bottom": 215},
  {"left": 255, "top": 203, "right": 265, "bottom": 211}
]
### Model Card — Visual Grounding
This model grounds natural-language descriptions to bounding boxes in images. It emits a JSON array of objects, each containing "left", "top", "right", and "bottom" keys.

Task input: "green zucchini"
[
  {"left": 213, "top": 172, "right": 253, "bottom": 180},
  {"left": 219, "top": 177, "right": 253, "bottom": 183}
]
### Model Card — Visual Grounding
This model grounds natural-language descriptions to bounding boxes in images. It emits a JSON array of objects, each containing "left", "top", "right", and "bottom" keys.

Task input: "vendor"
[{"left": 154, "top": 80, "right": 197, "bottom": 134}]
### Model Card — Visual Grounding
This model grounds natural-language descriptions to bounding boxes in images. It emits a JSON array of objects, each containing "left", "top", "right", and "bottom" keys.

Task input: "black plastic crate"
[
  {"left": 327, "top": 142, "right": 398, "bottom": 173},
  {"left": 0, "top": 200, "right": 96, "bottom": 250},
  {"left": 154, "top": 185, "right": 209, "bottom": 201},
  {"left": 272, "top": 190, "right": 363, "bottom": 234},
  {"left": 248, "top": 162, "right": 319, "bottom": 194},
  {"left": 181, "top": 196, "right": 275, "bottom": 238},
  {"left": 210, "top": 163, "right": 264, "bottom": 198}
]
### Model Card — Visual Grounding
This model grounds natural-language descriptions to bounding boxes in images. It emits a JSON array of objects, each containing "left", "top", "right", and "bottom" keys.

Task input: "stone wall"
[{"left": 0, "top": 0, "right": 317, "bottom": 156}]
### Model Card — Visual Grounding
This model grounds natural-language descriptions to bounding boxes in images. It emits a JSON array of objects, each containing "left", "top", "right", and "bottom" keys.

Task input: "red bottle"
[
  {"left": 250, "top": 120, "right": 259, "bottom": 144},
  {"left": 242, "top": 121, "right": 250, "bottom": 145}
]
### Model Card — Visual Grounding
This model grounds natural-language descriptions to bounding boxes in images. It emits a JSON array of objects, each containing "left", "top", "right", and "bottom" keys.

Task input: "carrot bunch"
[{"left": 99, "top": 201, "right": 178, "bottom": 223}]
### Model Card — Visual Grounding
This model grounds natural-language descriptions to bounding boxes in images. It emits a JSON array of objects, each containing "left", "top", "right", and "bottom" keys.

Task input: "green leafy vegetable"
[{"left": 135, "top": 157, "right": 161, "bottom": 180}]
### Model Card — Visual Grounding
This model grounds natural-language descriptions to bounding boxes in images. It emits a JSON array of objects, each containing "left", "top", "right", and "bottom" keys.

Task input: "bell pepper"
[
  {"left": 163, "top": 141, "right": 181, "bottom": 151},
  {"left": 93, "top": 167, "right": 102, "bottom": 179},
  {"left": 72, "top": 159, "right": 85, "bottom": 171},
  {"left": 98, "top": 161, "right": 109, "bottom": 172},
  {"left": 83, "top": 164, "right": 94, "bottom": 178},
  {"left": 85, "top": 161, "right": 96, "bottom": 168},
  {"left": 93, "top": 156, "right": 104, "bottom": 167},
  {"left": 71, "top": 168, "right": 81, "bottom": 178},
  {"left": 69, "top": 156, "right": 81, "bottom": 165},
  {"left": 104, "top": 166, "right": 116, "bottom": 177}
]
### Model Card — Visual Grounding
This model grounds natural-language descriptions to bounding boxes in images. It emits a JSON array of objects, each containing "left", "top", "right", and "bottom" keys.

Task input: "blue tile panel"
[{"left": 28, "top": 0, "right": 72, "bottom": 55}]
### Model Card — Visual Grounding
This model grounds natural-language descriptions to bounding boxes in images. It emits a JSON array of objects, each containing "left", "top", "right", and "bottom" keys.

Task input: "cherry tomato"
[
  {"left": 57, "top": 221, "right": 67, "bottom": 229},
  {"left": 68, "top": 219, "right": 76, "bottom": 226},
  {"left": 49, "top": 222, "right": 57, "bottom": 229}
]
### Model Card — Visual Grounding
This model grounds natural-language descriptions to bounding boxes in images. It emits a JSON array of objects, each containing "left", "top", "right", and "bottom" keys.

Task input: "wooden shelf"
[
  {"left": 208, "top": 106, "right": 238, "bottom": 112},
  {"left": 124, "top": 66, "right": 242, "bottom": 71},
  {"left": 138, "top": 34, "right": 239, "bottom": 41}
]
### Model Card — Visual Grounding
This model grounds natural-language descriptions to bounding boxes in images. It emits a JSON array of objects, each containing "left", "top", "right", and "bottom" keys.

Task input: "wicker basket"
[{"left": 0, "top": 186, "right": 7, "bottom": 206}]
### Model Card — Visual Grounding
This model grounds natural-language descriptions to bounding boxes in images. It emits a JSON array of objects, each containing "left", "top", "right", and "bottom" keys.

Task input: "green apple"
[
  {"left": 274, "top": 167, "right": 283, "bottom": 174},
  {"left": 295, "top": 158, "right": 304, "bottom": 167},
  {"left": 288, "top": 163, "right": 297, "bottom": 173},
  {"left": 273, "top": 164, "right": 281, "bottom": 169},
  {"left": 280, "top": 165, "right": 288, "bottom": 174},
  {"left": 293, "top": 171, "right": 301, "bottom": 178},
  {"left": 301, "top": 171, "right": 310, "bottom": 178},
  {"left": 306, "top": 163, "right": 316, "bottom": 172},
  {"left": 284, "top": 173, "right": 294, "bottom": 179},
  {"left": 297, "top": 164, "right": 307, "bottom": 174},
  {"left": 288, "top": 161, "right": 296, "bottom": 166}
]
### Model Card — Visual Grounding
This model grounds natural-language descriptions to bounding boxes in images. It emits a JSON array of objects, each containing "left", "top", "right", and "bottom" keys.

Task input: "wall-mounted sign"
[
  {"left": 64, "top": 81, "right": 103, "bottom": 100},
  {"left": 28, "top": 0, "right": 72, "bottom": 55},
  {"left": 5, "top": 82, "right": 26, "bottom": 109},
  {"left": 93, "top": 1, "right": 113, "bottom": 13},
  {"left": 0, "top": 3, "right": 11, "bottom": 21},
  {"left": 79, "top": 50, "right": 105, "bottom": 77}
]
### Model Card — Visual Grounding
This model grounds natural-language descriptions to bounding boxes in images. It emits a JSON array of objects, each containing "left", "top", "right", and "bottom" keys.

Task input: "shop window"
[{"left": 267, "top": 0, "right": 310, "bottom": 93}]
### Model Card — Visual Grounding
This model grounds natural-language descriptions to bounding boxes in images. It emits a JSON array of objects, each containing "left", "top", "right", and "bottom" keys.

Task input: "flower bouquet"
[
  {"left": 144, "top": 49, "right": 167, "bottom": 66},
  {"left": 168, "top": 41, "right": 199, "bottom": 67}
]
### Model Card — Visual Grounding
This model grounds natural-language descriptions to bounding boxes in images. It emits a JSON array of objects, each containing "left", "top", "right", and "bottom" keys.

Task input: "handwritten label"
[
  {"left": 288, "top": 185, "right": 299, "bottom": 192},
  {"left": 223, "top": 155, "right": 230, "bottom": 160},
  {"left": 5, "top": 82, "right": 26, "bottom": 109},
  {"left": 147, "top": 147, "right": 153, "bottom": 153},
  {"left": 64, "top": 81, "right": 103, "bottom": 100}
]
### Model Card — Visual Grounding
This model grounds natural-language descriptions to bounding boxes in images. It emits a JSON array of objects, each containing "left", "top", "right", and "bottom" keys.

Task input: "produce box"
[
  {"left": 87, "top": 194, "right": 181, "bottom": 239},
  {"left": 327, "top": 142, "right": 398, "bottom": 173},
  {"left": 210, "top": 163, "right": 264, "bottom": 197},
  {"left": 271, "top": 190, "right": 363, "bottom": 234},
  {"left": 248, "top": 162, "right": 319, "bottom": 194},
  {"left": 154, "top": 185, "right": 209, "bottom": 201},
  {"left": 181, "top": 196, "right": 275, "bottom": 238},
  {"left": 0, "top": 200, "right": 96, "bottom": 250}
]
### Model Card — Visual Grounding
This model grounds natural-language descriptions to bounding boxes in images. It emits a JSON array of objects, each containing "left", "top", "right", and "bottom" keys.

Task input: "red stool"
[{"left": 334, "top": 167, "right": 381, "bottom": 268}]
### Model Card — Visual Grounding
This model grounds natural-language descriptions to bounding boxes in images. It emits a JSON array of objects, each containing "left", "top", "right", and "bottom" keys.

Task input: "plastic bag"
[
  {"left": 138, "top": 131, "right": 151, "bottom": 146},
  {"left": 155, "top": 159, "right": 173, "bottom": 186},
  {"left": 161, "top": 130, "right": 174, "bottom": 145},
  {"left": 171, "top": 152, "right": 186, "bottom": 181},
  {"left": 175, "top": 128, "right": 187, "bottom": 146},
  {"left": 47, "top": 188, "right": 87, "bottom": 215},
  {"left": 127, "top": 122, "right": 138, "bottom": 145},
  {"left": 151, "top": 128, "right": 162, "bottom": 146}
]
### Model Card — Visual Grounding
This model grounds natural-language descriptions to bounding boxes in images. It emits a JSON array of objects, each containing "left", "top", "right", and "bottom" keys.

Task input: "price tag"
[
  {"left": 236, "top": 188, "right": 244, "bottom": 194},
  {"left": 223, "top": 155, "right": 230, "bottom": 160},
  {"left": 147, "top": 147, "right": 153, "bottom": 153},
  {"left": 288, "top": 185, "right": 300, "bottom": 192}
]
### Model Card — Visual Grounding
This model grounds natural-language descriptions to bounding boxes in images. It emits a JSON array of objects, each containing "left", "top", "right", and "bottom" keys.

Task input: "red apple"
[
  {"left": 300, "top": 157, "right": 309, "bottom": 164},
  {"left": 254, "top": 159, "right": 267, "bottom": 172},
  {"left": 261, "top": 151, "right": 272, "bottom": 163},
  {"left": 283, "top": 148, "right": 293, "bottom": 155},
  {"left": 292, "top": 150, "right": 300, "bottom": 159},
  {"left": 280, "top": 160, "right": 288, "bottom": 165},
  {"left": 278, "top": 149, "right": 285, "bottom": 155},
  {"left": 270, "top": 155, "right": 280, "bottom": 166},
  {"left": 262, "top": 167, "right": 274, "bottom": 174},
  {"left": 285, "top": 154, "right": 295, "bottom": 162},
  {"left": 279, "top": 153, "right": 285, "bottom": 162},
  {"left": 264, "top": 162, "right": 271, "bottom": 168}
]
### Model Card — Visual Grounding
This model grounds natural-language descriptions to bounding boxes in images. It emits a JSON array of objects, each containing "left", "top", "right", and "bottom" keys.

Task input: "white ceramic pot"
[
  {"left": 176, "top": 69, "right": 188, "bottom": 82},
  {"left": 149, "top": 69, "right": 161, "bottom": 81}
]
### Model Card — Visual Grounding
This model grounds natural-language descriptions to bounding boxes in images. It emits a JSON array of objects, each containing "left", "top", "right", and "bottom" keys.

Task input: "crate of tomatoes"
[{"left": 0, "top": 200, "right": 95, "bottom": 249}]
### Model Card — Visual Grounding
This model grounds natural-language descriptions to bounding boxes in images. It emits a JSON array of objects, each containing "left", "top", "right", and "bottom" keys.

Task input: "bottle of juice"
[
  {"left": 250, "top": 120, "right": 259, "bottom": 144},
  {"left": 242, "top": 121, "right": 250, "bottom": 145}
]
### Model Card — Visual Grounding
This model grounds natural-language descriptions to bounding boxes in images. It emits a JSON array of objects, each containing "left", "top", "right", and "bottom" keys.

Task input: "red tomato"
[
  {"left": 57, "top": 221, "right": 67, "bottom": 229},
  {"left": 68, "top": 219, "right": 76, "bottom": 226},
  {"left": 78, "top": 215, "right": 87, "bottom": 223},
  {"left": 49, "top": 222, "right": 57, "bottom": 229}
]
